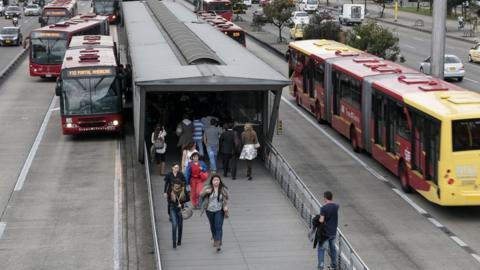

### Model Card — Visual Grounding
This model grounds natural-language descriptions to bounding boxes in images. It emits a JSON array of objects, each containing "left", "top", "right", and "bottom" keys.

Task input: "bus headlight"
[
  {"left": 65, "top": 123, "right": 77, "bottom": 128},
  {"left": 109, "top": 120, "right": 119, "bottom": 126}
]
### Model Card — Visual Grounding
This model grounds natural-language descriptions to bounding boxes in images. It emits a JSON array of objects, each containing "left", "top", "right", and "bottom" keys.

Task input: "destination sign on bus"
[
  {"left": 44, "top": 10, "right": 68, "bottom": 16},
  {"left": 66, "top": 68, "right": 114, "bottom": 77},
  {"left": 31, "top": 32, "right": 67, "bottom": 39}
]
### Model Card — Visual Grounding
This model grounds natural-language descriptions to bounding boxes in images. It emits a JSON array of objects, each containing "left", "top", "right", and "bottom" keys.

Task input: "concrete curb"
[
  {"left": 246, "top": 32, "right": 286, "bottom": 59},
  {"left": 0, "top": 48, "right": 28, "bottom": 87}
]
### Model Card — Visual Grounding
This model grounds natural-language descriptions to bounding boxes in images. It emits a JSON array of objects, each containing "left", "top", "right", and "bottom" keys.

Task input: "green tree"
[
  {"left": 345, "top": 21, "right": 401, "bottom": 61},
  {"left": 303, "top": 14, "right": 342, "bottom": 40},
  {"left": 263, "top": 0, "right": 295, "bottom": 43}
]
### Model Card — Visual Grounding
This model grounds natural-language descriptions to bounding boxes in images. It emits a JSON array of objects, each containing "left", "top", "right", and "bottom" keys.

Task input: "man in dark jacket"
[
  {"left": 219, "top": 122, "right": 238, "bottom": 179},
  {"left": 317, "top": 191, "right": 339, "bottom": 270}
]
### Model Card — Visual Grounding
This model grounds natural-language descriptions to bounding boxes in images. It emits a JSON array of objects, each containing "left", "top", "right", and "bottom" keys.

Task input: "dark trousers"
[
  {"left": 246, "top": 159, "right": 252, "bottom": 176},
  {"left": 222, "top": 153, "right": 237, "bottom": 177},
  {"left": 206, "top": 210, "right": 224, "bottom": 241},
  {"left": 169, "top": 206, "right": 183, "bottom": 246}
]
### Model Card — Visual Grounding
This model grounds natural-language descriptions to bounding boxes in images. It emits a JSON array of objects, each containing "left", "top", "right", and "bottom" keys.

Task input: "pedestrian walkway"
[{"left": 150, "top": 160, "right": 318, "bottom": 270}]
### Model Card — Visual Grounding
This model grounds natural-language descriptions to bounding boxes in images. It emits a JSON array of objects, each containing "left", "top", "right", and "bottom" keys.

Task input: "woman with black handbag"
[{"left": 167, "top": 179, "right": 189, "bottom": 249}]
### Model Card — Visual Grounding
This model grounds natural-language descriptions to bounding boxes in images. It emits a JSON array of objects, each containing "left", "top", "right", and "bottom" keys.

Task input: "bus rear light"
[
  {"left": 66, "top": 123, "right": 77, "bottom": 128},
  {"left": 109, "top": 120, "right": 119, "bottom": 126},
  {"left": 448, "top": 178, "right": 455, "bottom": 185}
]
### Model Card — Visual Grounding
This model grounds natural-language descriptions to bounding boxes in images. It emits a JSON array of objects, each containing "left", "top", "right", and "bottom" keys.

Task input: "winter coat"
[{"left": 199, "top": 183, "right": 229, "bottom": 216}]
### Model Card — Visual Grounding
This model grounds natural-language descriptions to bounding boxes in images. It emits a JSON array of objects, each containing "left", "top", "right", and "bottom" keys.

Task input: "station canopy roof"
[{"left": 122, "top": 0, "right": 289, "bottom": 92}]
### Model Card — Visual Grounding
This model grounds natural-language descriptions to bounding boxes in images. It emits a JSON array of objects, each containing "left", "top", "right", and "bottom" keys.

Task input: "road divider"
[{"left": 0, "top": 48, "right": 28, "bottom": 87}]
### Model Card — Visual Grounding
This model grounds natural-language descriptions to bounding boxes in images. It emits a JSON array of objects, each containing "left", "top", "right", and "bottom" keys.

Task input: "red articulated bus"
[
  {"left": 26, "top": 14, "right": 109, "bottom": 78},
  {"left": 39, "top": 0, "right": 78, "bottom": 27},
  {"left": 56, "top": 35, "right": 123, "bottom": 134},
  {"left": 201, "top": 0, "right": 233, "bottom": 21},
  {"left": 289, "top": 40, "right": 480, "bottom": 206},
  {"left": 92, "top": 0, "right": 121, "bottom": 24},
  {"left": 197, "top": 11, "right": 246, "bottom": 46}
]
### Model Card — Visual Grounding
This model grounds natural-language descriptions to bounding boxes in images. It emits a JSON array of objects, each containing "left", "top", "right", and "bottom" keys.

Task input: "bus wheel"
[
  {"left": 399, "top": 162, "right": 413, "bottom": 193},
  {"left": 350, "top": 126, "right": 360, "bottom": 153}
]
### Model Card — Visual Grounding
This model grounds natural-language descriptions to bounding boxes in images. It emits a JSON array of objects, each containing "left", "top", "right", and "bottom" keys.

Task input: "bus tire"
[
  {"left": 399, "top": 162, "right": 413, "bottom": 193},
  {"left": 350, "top": 126, "right": 360, "bottom": 153}
]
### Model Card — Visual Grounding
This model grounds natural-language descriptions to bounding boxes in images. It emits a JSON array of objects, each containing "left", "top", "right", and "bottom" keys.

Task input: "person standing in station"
[
  {"left": 181, "top": 142, "right": 198, "bottom": 173},
  {"left": 200, "top": 175, "right": 229, "bottom": 252},
  {"left": 239, "top": 123, "right": 259, "bottom": 180},
  {"left": 185, "top": 152, "right": 208, "bottom": 209},
  {"left": 151, "top": 124, "right": 167, "bottom": 175},
  {"left": 192, "top": 116, "right": 205, "bottom": 157},
  {"left": 167, "top": 179, "right": 188, "bottom": 249},
  {"left": 317, "top": 191, "right": 339, "bottom": 270},
  {"left": 204, "top": 118, "right": 221, "bottom": 174},
  {"left": 219, "top": 122, "right": 238, "bottom": 180},
  {"left": 176, "top": 115, "right": 194, "bottom": 149}
]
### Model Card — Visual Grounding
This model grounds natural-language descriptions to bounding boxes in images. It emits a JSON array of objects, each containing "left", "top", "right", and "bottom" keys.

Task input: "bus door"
[
  {"left": 373, "top": 93, "right": 385, "bottom": 147},
  {"left": 332, "top": 70, "right": 341, "bottom": 117},
  {"left": 410, "top": 112, "right": 435, "bottom": 191}
]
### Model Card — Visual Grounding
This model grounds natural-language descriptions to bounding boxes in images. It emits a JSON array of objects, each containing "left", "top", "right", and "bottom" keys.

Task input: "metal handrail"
[
  {"left": 144, "top": 143, "right": 163, "bottom": 270},
  {"left": 263, "top": 141, "right": 370, "bottom": 270}
]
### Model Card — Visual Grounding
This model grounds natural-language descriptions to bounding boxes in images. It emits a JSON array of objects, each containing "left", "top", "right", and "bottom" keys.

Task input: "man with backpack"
[{"left": 313, "top": 191, "right": 339, "bottom": 270}]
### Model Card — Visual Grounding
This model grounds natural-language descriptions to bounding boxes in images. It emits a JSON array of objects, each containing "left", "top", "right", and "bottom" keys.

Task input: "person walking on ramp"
[
  {"left": 167, "top": 179, "right": 188, "bottom": 249},
  {"left": 316, "top": 191, "right": 339, "bottom": 270},
  {"left": 186, "top": 152, "right": 208, "bottom": 209}
]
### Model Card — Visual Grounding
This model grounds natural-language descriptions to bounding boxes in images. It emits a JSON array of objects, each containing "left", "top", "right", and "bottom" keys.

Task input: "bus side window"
[
  {"left": 350, "top": 79, "right": 361, "bottom": 109},
  {"left": 332, "top": 71, "right": 341, "bottom": 115},
  {"left": 314, "top": 63, "right": 324, "bottom": 89},
  {"left": 396, "top": 105, "right": 411, "bottom": 139}
]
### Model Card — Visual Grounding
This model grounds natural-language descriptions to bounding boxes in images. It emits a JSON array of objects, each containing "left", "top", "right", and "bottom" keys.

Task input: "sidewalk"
[
  {"left": 151, "top": 160, "right": 319, "bottom": 270},
  {"left": 319, "top": 0, "right": 478, "bottom": 43}
]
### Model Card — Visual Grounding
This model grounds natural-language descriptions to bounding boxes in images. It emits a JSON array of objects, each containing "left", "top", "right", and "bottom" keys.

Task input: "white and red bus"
[
  {"left": 56, "top": 35, "right": 123, "bottom": 134},
  {"left": 39, "top": 0, "right": 78, "bottom": 26},
  {"left": 197, "top": 12, "right": 246, "bottom": 46},
  {"left": 92, "top": 0, "right": 121, "bottom": 24},
  {"left": 289, "top": 39, "right": 480, "bottom": 206},
  {"left": 26, "top": 14, "right": 109, "bottom": 78},
  {"left": 201, "top": 0, "right": 233, "bottom": 21}
]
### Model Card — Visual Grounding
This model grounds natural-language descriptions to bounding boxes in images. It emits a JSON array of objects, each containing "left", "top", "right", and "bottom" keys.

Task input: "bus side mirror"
[{"left": 55, "top": 78, "right": 62, "bottom": 96}]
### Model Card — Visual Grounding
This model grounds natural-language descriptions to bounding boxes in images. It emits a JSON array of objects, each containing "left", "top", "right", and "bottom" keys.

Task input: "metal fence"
[{"left": 263, "top": 142, "right": 370, "bottom": 270}]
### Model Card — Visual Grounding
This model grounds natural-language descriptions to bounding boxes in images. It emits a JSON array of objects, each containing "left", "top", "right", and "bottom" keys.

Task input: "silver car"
[
  {"left": 419, "top": 54, "right": 465, "bottom": 81},
  {"left": 24, "top": 4, "right": 41, "bottom": 16}
]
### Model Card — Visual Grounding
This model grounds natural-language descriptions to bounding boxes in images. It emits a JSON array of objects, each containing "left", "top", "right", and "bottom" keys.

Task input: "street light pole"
[{"left": 431, "top": 0, "right": 447, "bottom": 79}]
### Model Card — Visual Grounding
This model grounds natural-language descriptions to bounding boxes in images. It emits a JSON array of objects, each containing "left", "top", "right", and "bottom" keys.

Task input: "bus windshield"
[
  {"left": 31, "top": 38, "right": 68, "bottom": 64},
  {"left": 62, "top": 75, "right": 121, "bottom": 115},
  {"left": 45, "top": 15, "right": 70, "bottom": 25},
  {"left": 207, "top": 2, "right": 231, "bottom": 11},
  {"left": 452, "top": 119, "right": 480, "bottom": 151},
  {"left": 94, "top": 1, "right": 115, "bottom": 14}
]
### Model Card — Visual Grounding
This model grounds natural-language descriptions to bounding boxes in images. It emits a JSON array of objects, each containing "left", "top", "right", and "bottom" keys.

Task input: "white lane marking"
[
  {"left": 0, "top": 222, "right": 6, "bottom": 239},
  {"left": 282, "top": 96, "right": 389, "bottom": 182},
  {"left": 427, "top": 217, "right": 444, "bottom": 228},
  {"left": 14, "top": 96, "right": 56, "bottom": 191},
  {"left": 392, "top": 188, "right": 428, "bottom": 215},
  {"left": 472, "top": 254, "right": 480, "bottom": 264},
  {"left": 413, "top": 37, "right": 424, "bottom": 41},
  {"left": 403, "top": 44, "right": 415, "bottom": 50},
  {"left": 50, "top": 107, "right": 60, "bottom": 111},
  {"left": 451, "top": 236, "right": 468, "bottom": 247},
  {"left": 465, "top": 77, "right": 479, "bottom": 84},
  {"left": 113, "top": 141, "right": 122, "bottom": 270}
]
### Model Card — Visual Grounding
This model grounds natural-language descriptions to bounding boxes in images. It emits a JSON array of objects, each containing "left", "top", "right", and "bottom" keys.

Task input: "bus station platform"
[{"left": 150, "top": 160, "right": 317, "bottom": 270}]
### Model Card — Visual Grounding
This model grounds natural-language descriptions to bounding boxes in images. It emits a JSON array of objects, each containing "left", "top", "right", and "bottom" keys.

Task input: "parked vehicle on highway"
[
  {"left": 298, "top": 0, "right": 318, "bottom": 13},
  {"left": 289, "top": 22, "right": 305, "bottom": 40},
  {"left": 419, "top": 54, "right": 465, "bottom": 81},
  {"left": 0, "top": 26, "right": 22, "bottom": 46},
  {"left": 243, "top": 0, "right": 252, "bottom": 7},
  {"left": 24, "top": 4, "right": 41, "bottom": 16},
  {"left": 288, "top": 39, "right": 480, "bottom": 206},
  {"left": 290, "top": 11, "right": 309, "bottom": 25},
  {"left": 4, "top": 5, "right": 22, "bottom": 19},
  {"left": 468, "top": 43, "right": 480, "bottom": 63},
  {"left": 339, "top": 4, "right": 364, "bottom": 25}
]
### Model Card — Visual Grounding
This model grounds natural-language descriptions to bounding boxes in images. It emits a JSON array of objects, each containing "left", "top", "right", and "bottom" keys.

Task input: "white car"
[
  {"left": 298, "top": 0, "right": 318, "bottom": 13},
  {"left": 419, "top": 54, "right": 465, "bottom": 81},
  {"left": 24, "top": 4, "right": 41, "bottom": 16},
  {"left": 291, "top": 11, "right": 309, "bottom": 25},
  {"left": 244, "top": 0, "right": 252, "bottom": 7}
]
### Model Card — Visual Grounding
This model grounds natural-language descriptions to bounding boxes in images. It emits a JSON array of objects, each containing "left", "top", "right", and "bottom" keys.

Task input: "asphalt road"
[{"left": 245, "top": 36, "right": 480, "bottom": 269}]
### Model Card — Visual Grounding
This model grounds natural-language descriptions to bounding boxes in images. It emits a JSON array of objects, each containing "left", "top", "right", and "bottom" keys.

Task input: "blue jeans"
[
  {"left": 317, "top": 236, "right": 337, "bottom": 269},
  {"left": 195, "top": 139, "right": 205, "bottom": 156},
  {"left": 169, "top": 206, "right": 183, "bottom": 246},
  {"left": 206, "top": 210, "right": 224, "bottom": 241},
  {"left": 206, "top": 145, "right": 218, "bottom": 171}
]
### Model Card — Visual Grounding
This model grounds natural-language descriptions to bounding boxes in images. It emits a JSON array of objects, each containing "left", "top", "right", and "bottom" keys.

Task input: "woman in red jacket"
[{"left": 185, "top": 152, "right": 208, "bottom": 209}]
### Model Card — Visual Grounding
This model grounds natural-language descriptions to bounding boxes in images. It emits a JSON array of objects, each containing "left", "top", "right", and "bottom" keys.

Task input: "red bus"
[
  {"left": 201, "top": 0, "right": 233, "bottom": 21},
  {"left": 39, "top": 0, "right": 78, "bottom": 26},
  {"left": 289, "top": 40, "right": 480, "bottom": 206},
  {"left": 92, "top": 0, "right": 121, "bottom": 24},
  {"left": 197, "top": 12, "right": 246, "bottom": 46},
  {"left": 26, "top": 14, "right": 109, "bottom": 78},
  {"left": 56, "top": 35, "right": 123, "bottom": 134}
]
